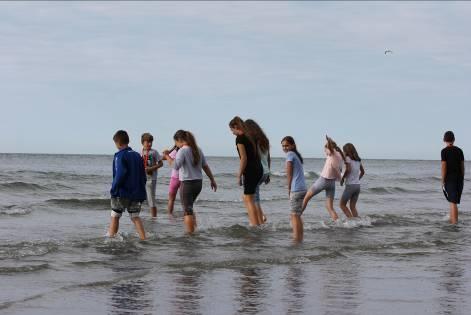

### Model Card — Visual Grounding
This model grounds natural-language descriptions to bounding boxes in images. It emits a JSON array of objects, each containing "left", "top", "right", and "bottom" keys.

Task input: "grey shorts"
[
  {"left": 309, "top": 177, "right": 336, "bottom": 199},
  {"left": 145, "top": 180, "right": 157, "bottom": 208},
  {"left": 111, "top": 197, "right": 142, "bottom": 218},
  {"left": 340, "top": 184, "right": 360, "bottom": 204},
  {"left": 290, "top": 191, "right": 306, "bottom": 216}
]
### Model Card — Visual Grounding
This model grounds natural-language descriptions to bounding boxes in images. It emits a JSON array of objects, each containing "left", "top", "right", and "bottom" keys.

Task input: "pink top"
[
  {"left": 169, "top": 149, "right": 179, "bottom": 179},
  {"left": 320, "top": 149, "right": 343, "bottom": 180}
]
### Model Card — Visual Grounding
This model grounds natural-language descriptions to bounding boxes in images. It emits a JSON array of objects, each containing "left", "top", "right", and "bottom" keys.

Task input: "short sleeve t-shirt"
[
  {"left": 236, "top": 135, "right": 262, "bottom": 176},
  {"left": 286, "top": 151, "right": 306, "bottom": 192},
  {"left": 169, "top": 149, "right": 179, "bottom": 179},
  {"left": 345, "top": 156, "right": 361, "bottom": 185},
  {"left": 141, "top": 149, "right": 160, "bottom": 180},
  {"left": 441, "top": 146, "right": 464, "bottom": 181},
  {"left": 174, "top": 146, "right": 207, "bottom": 181}
]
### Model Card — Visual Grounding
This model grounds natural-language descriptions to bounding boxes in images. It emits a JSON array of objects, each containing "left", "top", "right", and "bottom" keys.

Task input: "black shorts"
[
  {"left": 180, "top": 180, "right": 202, "bottom": 216},
  {"left": 443, "top": 178, "right": 464, "bottom": 204},
  {"left": 242, "top": 170, "right": 263, "bottom": 195}
]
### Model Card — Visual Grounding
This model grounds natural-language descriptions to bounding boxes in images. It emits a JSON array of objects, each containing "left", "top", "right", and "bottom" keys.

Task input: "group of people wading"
[{"left": 107, "top": 117, "right": 463, "bottom": 242}]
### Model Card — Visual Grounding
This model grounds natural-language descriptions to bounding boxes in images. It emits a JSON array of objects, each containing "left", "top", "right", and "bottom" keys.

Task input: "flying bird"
[{"left": 384, "top": 50, "right": 393, "bottom": 55}]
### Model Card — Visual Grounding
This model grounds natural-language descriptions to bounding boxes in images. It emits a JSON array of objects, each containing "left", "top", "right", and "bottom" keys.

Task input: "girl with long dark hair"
[{"left": 229, "top": 116, "right": 263, "bottom": 226}]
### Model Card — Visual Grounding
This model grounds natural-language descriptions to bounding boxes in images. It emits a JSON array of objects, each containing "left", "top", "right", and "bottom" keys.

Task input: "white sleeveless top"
[{"left": 345, "top": 156, "right": 361, "bottom": 185}]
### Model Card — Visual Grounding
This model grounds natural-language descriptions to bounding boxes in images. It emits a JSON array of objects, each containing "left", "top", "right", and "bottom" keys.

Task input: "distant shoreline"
[{"left": 0, "top": 152, "right": 442, "bottom": 162}]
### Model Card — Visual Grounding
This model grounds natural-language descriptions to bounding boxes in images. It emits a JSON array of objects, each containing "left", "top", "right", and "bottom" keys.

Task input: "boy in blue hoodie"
[{"left": 108, "top": 130, "right": 147, "bottom": 240}]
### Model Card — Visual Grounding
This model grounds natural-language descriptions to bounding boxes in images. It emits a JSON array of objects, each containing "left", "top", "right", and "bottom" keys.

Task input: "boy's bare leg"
[
  {"left": 108, "top": 216, "right": 120, "bottom": 237},
  {"left": 131, "top": 217, "right": 147, "bottom": 240},
  {"left": 291, "top": 214, "right": 303, "bottom": 242},
  {"left": 326, "top": 197, "right": 339, "bottom": 221},
  {"left": 450, "top": 203, "right": 458, "bottom": 224},
  {"left": 184, "top": 214, "right": 196, "bottom": 234}
]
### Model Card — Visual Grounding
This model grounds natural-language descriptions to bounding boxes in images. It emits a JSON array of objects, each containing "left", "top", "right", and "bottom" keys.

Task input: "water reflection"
[
  {"left": 236, "top": 268, "right": 268, "bottom": 314},
  {"left": 284, "top": 266, "right": 306, "bottom": 314},
  {"left": 108, "top": 270, "right": 153, "bottom": 315},
  {"left": 320, "top": 257, "right": 361, "bottom": 315},
  {"left": 171, "top": 270, "right": 203, "bottom": 315},
  {"left": 438, "top": 247, "right": 466, "bottom": 315}
]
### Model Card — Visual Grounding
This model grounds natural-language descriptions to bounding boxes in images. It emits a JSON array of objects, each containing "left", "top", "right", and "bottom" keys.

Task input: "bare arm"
[
  {"left": 203, "top": 164, "right": 217, "bottom": 192},
  {"left": 286, "top": 161, "right": 293, "bottom": 195},
  {"left": 237, "top": 143, "right": 248, "bottom": 184},
  {"left": 359, "top": 164, "right": 365, "bottom": 180},
  {"left": 441, "top": 161, "right": 447, "bottom": 185},
  {"left": 341, "top": 163, "right": 351, "bottom": 186}
]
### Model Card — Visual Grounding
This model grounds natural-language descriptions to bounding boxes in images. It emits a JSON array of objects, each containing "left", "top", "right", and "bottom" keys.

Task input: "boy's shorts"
[
  {"left": 145, "top": 180, "right": 157, "bottom": 208},
  {"left": 111, "top": 197, "right": 142, "bottom": 218},
  {"left": 290, "top": 191, "right": 306, "bottom": 216},
  {"left": 443, "top": 179, "right": 464, "bottom": 204}
]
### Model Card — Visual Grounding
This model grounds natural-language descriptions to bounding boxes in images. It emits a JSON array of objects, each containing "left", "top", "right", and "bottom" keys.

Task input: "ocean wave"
[
  {"left": 363, "top": 186, "right": 436, "bottom": 195},
  {"left": 0, "top": 181, "right": 73, "bottom": 192},
  {"left": 46, "top": 198, "right": 111, "bottom": 209},
  {"left": 0, "top": 206, "right": 32, "bottom": 216},
  {"left": 0, "top": 263, "right": 50, "bottom": 275},
  {"left": 0, "top": 241, "right": 59, "bottom": 260},
  {"left": 165, "top": 251, "right": 348, "bottom": 270},
  {"left": 0, "top": 182, "right": 49, "bottom": 191},
  {"left": 13, "top": 170, "right": 108, "bottom": 181}
]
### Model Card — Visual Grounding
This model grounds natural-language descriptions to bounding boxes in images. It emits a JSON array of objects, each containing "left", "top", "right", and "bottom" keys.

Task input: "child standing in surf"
[
  {"left": 164, "top": 130, "right": 217, "bottom": 233},
  {"left": 441, "top": 131, "right": 465, "bottom": 225},
  {"left": 282, "top": 136, "right": 306, "bottom": 241},
  {"left": 245, "top": 119, "right": 271, "bottom": 223},
  {"left": 141, "top": 133, "right": 163, "bottom": 218},
  {"left": 340, "top": 143, "right": 365, "bottom": 218},
  {"left": 302, "top": 136, "right": 345, "bottom": 221},
  {"left": 229, "top": 117, "right": 264, "bottom": 226},
  {"left": 162, "top": 146, "right": 180, "bottom": 215},
  {"left": 108, "top": 130, "right": 147, "bottom": 240}
]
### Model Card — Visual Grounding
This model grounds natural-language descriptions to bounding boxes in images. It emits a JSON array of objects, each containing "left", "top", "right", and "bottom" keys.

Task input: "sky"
[{"left": 1, "top": 1, "right": 470, "bottom": 159}]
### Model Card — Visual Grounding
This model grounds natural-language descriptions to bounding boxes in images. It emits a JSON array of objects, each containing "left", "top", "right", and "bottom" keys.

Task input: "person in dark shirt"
[
  {"left": 229, "top": 116, "right": 263, "bottom": 226},
  {"left": 441, "top": 131, "right": 465, "bottom": 225}
]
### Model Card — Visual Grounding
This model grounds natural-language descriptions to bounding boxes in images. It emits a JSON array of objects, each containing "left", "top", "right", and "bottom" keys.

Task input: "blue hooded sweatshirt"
[{"left": 110, "top": 146, "right": 147, "bottom": 202}]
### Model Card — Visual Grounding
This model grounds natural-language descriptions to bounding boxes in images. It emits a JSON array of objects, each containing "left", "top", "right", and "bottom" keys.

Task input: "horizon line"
[{"left": 0, "top": 152, "right": 442, "bottom": 162}]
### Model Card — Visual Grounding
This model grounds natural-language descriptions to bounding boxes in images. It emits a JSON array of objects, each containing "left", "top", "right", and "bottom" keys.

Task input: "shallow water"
[{"left": 1, "top": 153, "right": 470, "bottom": 314}]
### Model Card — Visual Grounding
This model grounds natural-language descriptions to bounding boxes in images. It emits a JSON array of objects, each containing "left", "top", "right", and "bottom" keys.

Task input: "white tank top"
[{"left": 345, "top": 157, "right": 361, "bottom": 185}]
